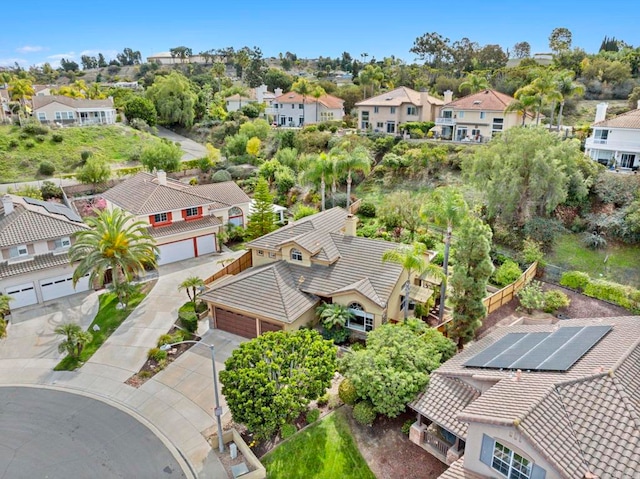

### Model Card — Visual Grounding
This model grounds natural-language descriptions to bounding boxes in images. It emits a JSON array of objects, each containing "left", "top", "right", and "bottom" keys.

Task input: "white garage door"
[
  {"left": 40, "top": 273, "right": 91, "bottom": 302},
  {"left": 196, "top": 234, "right": 216, "bottom": 256},
  {"left": 158, "top": 239, "right": 195, "bottom": 265},
  {"left": 5, "top": 282, "right": 38, "bottom": 309}
]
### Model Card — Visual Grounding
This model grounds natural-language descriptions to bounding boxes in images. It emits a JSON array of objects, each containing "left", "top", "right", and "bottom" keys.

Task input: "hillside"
[{"left": 0, "top": 124, "right": 161, "bottom": 183}]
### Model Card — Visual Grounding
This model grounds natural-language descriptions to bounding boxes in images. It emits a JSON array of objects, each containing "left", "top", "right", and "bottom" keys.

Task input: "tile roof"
[
  {"left": 355, "top": 86, "right": 444, "bottom": 107},
  {"left": 443, "top": 89, "right": 516, "bottom": 111},
  {"left": 592, "top": 108, "right": 640, "bottom": 129},
  {"left": 147, "top": 215, "right": 221, "bottom": 239},
  {"left": 438, "top": 458, "right": 485, "bottom": 479},
  {"left": 0, "top": 196, "right": 87, "bottom": 248},
  {"left": 422, "top": 317, "right": 640, "bottom": 479},
  {"left": 101, "top": 172, "right": 249, "bottom": 215},
  {"left": 275, "top": 91, "right": 344, "bottom": 109},
  {"left": 32, "top": 95, "right": 115, "bottom": 110},
  {"left": 411, "top": 375, "right": 480, "bottom": 438},
  {"left": 0, "top": 251, "right": 71, "bottom": 278}
]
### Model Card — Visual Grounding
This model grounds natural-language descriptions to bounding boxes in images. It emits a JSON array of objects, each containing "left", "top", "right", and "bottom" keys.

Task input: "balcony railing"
[
  {"left": 435, "top": 117, "right": 456, "bottom": 126},
  {"left": 425, "top": 431, "right": 452, "bottom": 458}
]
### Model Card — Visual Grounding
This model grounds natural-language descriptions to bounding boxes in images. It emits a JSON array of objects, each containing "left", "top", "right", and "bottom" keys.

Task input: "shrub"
[
  {"left": 24, "top": 140, "right": 35, "bottom": 148},
  {"left": 401, "top": 419, "right": 414, "bottom": 436},
  {"left": 357, "top": 201, "right": 376, "bottom": 218},
  {"left": 583, "top": 279, "right": 635, "bottom": 309},
  {"left": 147, "top": 347, "right": 168, "bottom": 362},
  {"left": 353, "top": 401, "right": 376, "bottom": 426},
  {"left": 492, "top": 260, "right": 522, "bottom": 287},
  {"left": 338, "top": 378, "right": 358, "bottom": 405},
  {"left": 332, "top": 193, "right": 348, "bottom": 208},
  {"left": 22, "top": 123, "right": 49, "bottom": 135},
  {"left": 280, "top": 423, "right": 297, "bottom": 439},
  {"left": 40, "top": 180, "right": 63, "bottom": 200},
  {"left": 292, "top": 204, "right": 318, "bottom": 221},
  {"left": 211, "top": 170, "right": 232, "bottom": 183},
  {"left": 517, "top": 281, "right": 545, "bottom": 314},
  {"left": 543, "top": 290, "right": 571, "bottom": 313},
  {"left": 321, "top": 326, "right": 350, "bottom": 345},
  {"left": 35, "top": 135, "right": 46, "bottom": 143},
  {"left": 582, "top": 232, "right": 607, "bottom": 250},
  {"left": 521, "top": 238, "right": 545, "bottom": 267},
  {"left": 157, "top": 334, "right": 173, "bottom": 347},
  {"left": 317, "top": 392, "right": 330, "bottom": 407},
  {"left": 38, "top": 161, "right": 55, "bottom": 176},
  {"left": 51, "top": 133, "right": 64, "bottom": 143},
  {"left": 8, "top": 138, "right": 19, "bottom": 148},
  {"left": 306, "top": 408, "right": 320, "bottom": 424},
  {"left": 559, "top": 271, "right": 590, "bottom": 291},
  {"left": 178, "top": 310, "right": 198, "bottom": 333},
  {"left": 522, "top": 218, "right": 565, "bottom": 252},
  {"left": 327, "top": 394, "right": 343, "bottom": 410}
]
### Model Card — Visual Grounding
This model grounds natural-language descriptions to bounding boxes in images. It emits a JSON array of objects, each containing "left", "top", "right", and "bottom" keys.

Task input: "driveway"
[{"left": 156, "top": 126, "right": 208, "bottom": 161}]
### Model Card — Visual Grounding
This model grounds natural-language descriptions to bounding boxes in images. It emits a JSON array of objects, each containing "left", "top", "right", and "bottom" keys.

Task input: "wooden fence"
[
  {"left": 204, "top": 250, "right": 253, "bottom": 285},
  {"left": 482, "top": 262, "right": 538, "bottom": 314},
  {"left": 349, "top": 199, "right": 362, "bottom": 214}
]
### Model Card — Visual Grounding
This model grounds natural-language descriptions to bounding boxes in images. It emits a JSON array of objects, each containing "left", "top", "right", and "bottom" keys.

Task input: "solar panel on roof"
[
  {"left": 463, "top": 325, "right": 612, "bottom": 372},
  {"left": 22, "top": 196, "right": 82, "bottom": 222}
]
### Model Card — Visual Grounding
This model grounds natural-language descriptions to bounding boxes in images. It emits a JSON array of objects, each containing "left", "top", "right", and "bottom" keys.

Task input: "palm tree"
[
  {"left": 515, "top": 72, "right": 562, "bottom": 126},
  {"left": 382, "top": 242, "right": 442, "bottom": 321},
  {"left": 359, "top": 64, "right": 384, "bottom": 98},
  {"left": 311, "top": 85, "right": 326, "bottom": 123},
  {"left": 505, "top": 94, "right": 538, "bottom": 126},
  {"left": 458, "top": 73, "right": 489, "bottom": 94},
  {"left": 304, "top": 152, "right": 336, "bottom": 211},
  {"left": 316, "top": 303, "right": 353, "bottom": 330},
  {"left": 179, "top": 276, "right": 205, "bottom": 313},
  {"left": 8, "top": 77, "right": 34, "bottom": 111},
  {"left": 292, "top": 78, "right": 312, "bottom": 126},
  {"left": 69, "top": 208, "right": 159, "bottom": 305},
  {"left": 421, "top": 187, "right": 468, "bottom": 322},
  {"left": 555, "top": 72, "right": 584, "bottom": 130},
  {"left": 334, "top": 145, "right": 372, "bottom": 209},
  {"left": 55, "top": 323, "right": 93, "bottom": 359}
]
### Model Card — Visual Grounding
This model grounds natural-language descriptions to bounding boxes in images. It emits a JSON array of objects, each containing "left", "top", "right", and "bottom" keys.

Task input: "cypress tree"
[{"left": 246, "top": 178, "right": 277, "bottom": 240}]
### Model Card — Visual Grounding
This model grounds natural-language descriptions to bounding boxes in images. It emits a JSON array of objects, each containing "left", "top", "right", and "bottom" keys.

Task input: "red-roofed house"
[
  {"left": 435, "top": 89, "right": 534, "bottom": 142},
  {"left": 274, "top": 91, "right": 344, "bottom": 126}
]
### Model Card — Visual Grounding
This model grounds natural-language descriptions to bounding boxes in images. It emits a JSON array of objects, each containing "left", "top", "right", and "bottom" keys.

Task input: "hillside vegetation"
[{"left": 0, "top": 124, "right": 160, "bottom": 182}]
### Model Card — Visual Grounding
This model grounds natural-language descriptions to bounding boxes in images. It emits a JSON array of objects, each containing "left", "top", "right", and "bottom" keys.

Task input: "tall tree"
[
  {"left": 555, "top": 71, "right": 584, "bottom": 129},
  {"left": 448, "top": 216, "right": 494, "bottom": 349},
  {"left": 513, "top": 41, "right": 531, "bottom": 59},
  {"left": 292, "top": 78, "right": 312, "bottom": 125},
  {"left": 69, "top": 209, "right": 158, "bottom": 305},
  {"left": 421, "top": 187, "right": 468, "bottom": 322},
  {"left": 382, "top": 242, "right": 442, "bottom": 320},
  {"left": 311, "top": 84, "right": 326, "bottom": 123},
  {"left": 8, "top": 77, "right": 34, "bottom": 109},
  {"left": 140, "top": 140, "right": 182, "bottom": 173},
  {"left": 334, "top": 145, "right": 372, "bottom": 209},
  {"left": 97, "top": 53, "right": 107, "bottom": 68},
  {"left": 146, "top": 71, "right": 198, "bottom": 127},
  {"left": 549, "top": 27, "right": 573, "bottom": 54},
  {"left": 179, "top": 276, "right": 205, "bottom": 313},
  {"left": 246, "top": 178, "right": 277, "bottom": 240},
  {"left": 410, "top": 32, "right": 453, "bottom": 68},
  {"left": 458, "top": 73, "right": 489, "bottom": 94},
  {"left": 304, "top": 152, "right": 335, "bottom": 211},
  {"left": 505, "top": 94, "right": 538, "bottom": 125},
  {"left": 515, "top": 71, "right": 562, "bottom": 125},
  {"left": 377, "top": 191, "right": 425, "bottom": 241}
]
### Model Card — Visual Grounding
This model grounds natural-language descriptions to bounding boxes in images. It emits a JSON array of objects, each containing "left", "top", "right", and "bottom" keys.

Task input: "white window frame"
[
  {"left": 37, "top": 112, "right": 47, "bottom": 121},
  {"left": 407, "top": 106, "right": 417, "bottom": 116},
  {"left": 492, "top": 442, "right": 532, "bottom": 479},
  {"left": 390, "top": 107, "right": 396, "bottom": 114},
  {"left": 268, "top": 252, "right": 276, "bottom": 258},
  {"left": 347, "top": 302, "right": 374, "bottom": 332},
  {"left": 154, "top": 212, "right": 168, "bottom": 223},
  {"left": 185, "top": 207, "right": 199, "bottom": 217},
  {"left": 376, "top": 122, "right": 384, "bottom": 128},
  {"left": 10, "top": 244, "right": 29, "bottom": 258},
  {"left": 458, "top": 111, "right": 465, "bottom": 118},
  {"left": 480, "top": 111, "right": 486, "bottom": 119},
  {"left": 492, "top": 118, "right": 504, "bottom": 131},
  {"left": 54, "top": 237, "right": 71, "bottom": 249},
  {"left": 374, "top": 106, "right": 379, "bottom": 113},
  {"left": 290, "top": 248, "right": 303, "bottom": 261}
]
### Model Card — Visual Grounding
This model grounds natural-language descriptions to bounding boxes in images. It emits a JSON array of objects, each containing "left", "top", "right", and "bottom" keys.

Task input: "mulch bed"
[{"left": 124, "top": 327, "right": 200, "bottom": 388}]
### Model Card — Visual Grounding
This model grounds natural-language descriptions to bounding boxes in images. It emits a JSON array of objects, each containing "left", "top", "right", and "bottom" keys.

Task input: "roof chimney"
[
  {"left": 2, "top": 195, "right": 13, "bottom": 216},
  {"left": 344, "top": 214, "right": 358, "bottom": 237},
  {"left": 515, "top": 369, "right": 522, "bottom": 382},
  {"left": 595, "top": 102, "right": 608, "bottom": 123},
  {"left": 156, "top": 170, "right": 167, "bottom": 186},
  {"left": 443, "top": 90, "right": 453, "bottom": 104}
]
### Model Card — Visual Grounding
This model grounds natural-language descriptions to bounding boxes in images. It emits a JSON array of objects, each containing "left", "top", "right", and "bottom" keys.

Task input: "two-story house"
[
  {"left": 101, "top": 171, "right": 251, "bottom": 265},
  {"left": 33, "top": 95, "right": 116, "bottom": 126},
  {"left": 584, "top": 102, "right": 640, "bottom": 170},
  {"left": 226, "top": 85, "right": 281, "bottom": 116},
  {"left": 409, "top": 317, "right": 639, "bottom": 479},
  {"left": 274, "top": 91, "right": 344, "bottom": 126},
  {"left": 355, "top": 86, "right": 444, "bottom": 133},
  {"left": 0, "top": 195, "right": 91, "bottom": 309},
  {"left": 435, "top": 89, "right": 534, "bottom": 142},
  {"left": 201, "top": 208, "right": 437, "bottom": 338}
]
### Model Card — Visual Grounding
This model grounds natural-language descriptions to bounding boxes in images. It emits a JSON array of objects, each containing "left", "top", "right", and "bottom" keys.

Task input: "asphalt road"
[{"left": 0, "top": 387, "right": 187, "bottom": 479}]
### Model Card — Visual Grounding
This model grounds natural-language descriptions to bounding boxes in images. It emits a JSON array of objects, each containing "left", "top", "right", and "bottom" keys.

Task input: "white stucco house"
[
  {"left": 226, "top": 85, "right": 281, "bottom": 115},
  {"left": 274, "top": 91, "right": 344, "bottom": 126},
  {"left": 33, "top": 95, "right": 116, "bottom": 126},
  {"left": 584, "top": 102, "right": 640, "bottom": 170}
]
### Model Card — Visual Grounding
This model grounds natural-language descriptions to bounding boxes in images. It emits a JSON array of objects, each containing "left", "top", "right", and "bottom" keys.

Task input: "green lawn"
[
  {"left": 549, "top": 233, "right": 640, "bottom": 287},
  {"left": 262, "top": 410, "right": 375, "bottom": 479},
  {"left": 54, "top": 289, "right": 146, "bottom": 371},
  {"left": 0, "top": 124, "right": 160, "bottom": 182}
]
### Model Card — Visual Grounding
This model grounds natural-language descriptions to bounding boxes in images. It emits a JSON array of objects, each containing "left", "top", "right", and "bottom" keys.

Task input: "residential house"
[
  {"left": 146, "top": 52, "right": 213, "bottom": 65},
  {"left": 200, "top": 208, "right": 436, "bottom": 338},
  {"left": 248, "top": 199, "right": 287, "bottom": 224},
  {"left": 0, "top": 195, "right": 91, "bottom": 309},
  {"left": 101, "top": 171, "right": 251, "bottom": 265},
  {"left": 584, "top": 102, "right": 640, "bottom": 170},
  {"left": 435, "top": 89, "right": 534, "bottom": 142},
  {"left": 33, "top": 95, "right": 116, "bottom": 126},
  {"left": 409, "top": 317, "right": 639, "bottom": 479},
  {"left": 355, "top": 86, "right": 444, "bottom": 134},
  {"left": 226, "top": 85, "right": 281, "bottom": 122},
  {"left": 274, "top": 91, "right": 344, "bottom": 126},
  {"left": 33, "top": 85, "right": 54, "bottom": 96}
]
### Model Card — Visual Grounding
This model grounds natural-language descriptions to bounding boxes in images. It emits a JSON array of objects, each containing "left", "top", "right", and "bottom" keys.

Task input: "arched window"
[
  {"left": 290, "top": 248, "right": 303, "bottom": 261},
  {"left": 347, "top": 302, "right": 374, "bottom": 332},
  {"left": 228, "top": 207, "right": 244, "bottom": 227}
]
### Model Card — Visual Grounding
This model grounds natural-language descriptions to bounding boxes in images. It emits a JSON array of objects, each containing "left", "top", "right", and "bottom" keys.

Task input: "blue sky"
[{"left": 1, "top": 0, "right": 638, "bottom": 68}]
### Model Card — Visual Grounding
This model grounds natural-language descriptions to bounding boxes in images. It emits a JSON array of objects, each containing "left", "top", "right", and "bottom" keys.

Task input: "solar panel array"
[
  {"left": 23, "top": 196, "right": 82, "bottom": 223},
  {"left": 463, "top": 325, "right": 612, "bottom": 371}
]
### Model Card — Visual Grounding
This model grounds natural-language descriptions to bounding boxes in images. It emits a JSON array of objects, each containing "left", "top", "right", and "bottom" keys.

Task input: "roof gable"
[
  {"left": 592, "top": 108, "right": 640, "bottom": 129},
  {"left": 32, "top": 95, "right": 115, "bottom": 110},
  {"left": 275, "top": 91, "right": 344, "bottom": 109},
  {"left": 355, "top": 86, "right": 444, "bottom": 107},
  {"left": 443, "top": 89, "right": 515, "bottom": 111}
]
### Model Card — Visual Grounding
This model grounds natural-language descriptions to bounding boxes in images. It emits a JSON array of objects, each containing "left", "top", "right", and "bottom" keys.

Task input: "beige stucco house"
[
  {"left": 355, "top": 86, "right": 444, "bottom": 134},
  {"left": 435, "top": 89, "right": 534, "bottom": 142},
  {"left": 409, "top": 317, "right": 639, "bottom": 479},
  {"left": 0, "top": 194, "right": 91, "bottom": 309},
  {"left": 101, "top": 171, "right": 251, "bottom": 265},
  {"left": 274, "top": 92, "right": 344, "bottom": 126},
  {"left": 33, "top": 95, "right": 116, "bottom": 126},
  {"left": 201, "top": 207, "right": 437, "bottom": 338}
]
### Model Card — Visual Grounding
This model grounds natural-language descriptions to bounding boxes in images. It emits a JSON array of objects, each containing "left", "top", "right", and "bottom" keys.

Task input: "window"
[
  {"left": 185, "top": 207, "right": 199, "bottom": 217},
  {"left": 407, "top": 106, "right": 417, "bottom": 115},
  {"left": 621, "top": 153, "right": 636, "bottom": 169},
  {"left": 387, "top": 122, "right": 396, "bottom": 133},
  {"left": 347, "top": 302, "right": 374, "bottom": 332},
  {"left": 480, "top": 111, "right": 486, "bottom": 119},
  {"left": 493, "top": 118, "right": 504, "bottom": 131},
  {"left": 458, "top": 111, "right": 465, "bottom": 119},
  {"left": 153, "top": 212, "right": 168, "bottom": 223},
  {"left": 594, "top": 129, "right": 609, "bottom": 143},
  {"left": 320, "top": 112, "right": 334, "bottom": 121},
  {"left": 361, "top": 111, "right": 369, "bottom": 121},
  {"left": 376, "top": 122, "right": 384, "bottom": 128},
  {"left": 9, "top": 245, "right": 29, "bottom": 258},
  {"left": 299, "top": 104, "right": 304, "bottom": 109},
  {"left": 228, "top": 206, "right": 244, "bottom": 227},
  {"left": 55, "top": 111, "right": 75, "bottom": 120},
  {"left": 268, "top": 252, "right": 276, "bottom": 258},
  {"left": 291, "top": 248, "right": 303, "bottom": 261},
  {"left": 257, "top": 250, "right": 264, "bottom": 256},
  {"left": 54, "top": 237, "right": 71, "bottom": 249},
  {"left": 492, "top": 442, "right": 532, "bottom": 479},
  {"left": 442, "top": 110, "right": 452, "bottom": 118},
  {"left": 374, "top": 106, "right": 379, "bottom": 113},
  {"left": 390, "top": 107, "right": 396, "bottom": 114},
  {"left": 292, "top": 104, "right": 295, "bottom": 109},
  {"left": 37, "top": 112, "right": 47, "bottom": 121}
]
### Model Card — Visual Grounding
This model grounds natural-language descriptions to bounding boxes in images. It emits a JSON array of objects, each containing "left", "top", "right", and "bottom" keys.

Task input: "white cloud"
[
  {"left": 16, "top": 45, "right": 44, "bottom": 53},
  {"left": 47, "top": 52, "right": 76, "bottom": 61},
  {"left": 0, "top": 58, "right": 28, "bottom": 67},
  {"left": 80, "top": 49, "right": 119, "bottom": 59}
]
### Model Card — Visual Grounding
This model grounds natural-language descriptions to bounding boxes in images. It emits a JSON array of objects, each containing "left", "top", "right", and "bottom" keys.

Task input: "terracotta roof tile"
[
  {"left": 275, "top": 91, "right": 344, "bottom": 109},
  {"left": 592, "top": 108, "right": 640, "bottom": 129},
  {"left": 356, "top": 86, "right": 444, "bottom": 107},
  {"left": 0, "top": 251, "right": 71, "bottom": 278},
  {"left": 443, "top": 89, "right": 515, "bottom": 111},
  {"left": 437, "top": 458, "right": 485, "bottom": 479},
  {"left": 148, "top": 215, "right": 221, "bottom": 239}
]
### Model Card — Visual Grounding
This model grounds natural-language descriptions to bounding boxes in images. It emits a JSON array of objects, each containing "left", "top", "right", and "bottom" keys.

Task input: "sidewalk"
[{"left": 0, "top": 251, "right": 246, "bottom": 478}]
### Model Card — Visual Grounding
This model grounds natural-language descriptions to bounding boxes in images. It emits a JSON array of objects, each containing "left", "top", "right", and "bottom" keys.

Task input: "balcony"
[
  {"left": 585, "top": 137, "right": 640, "bottom": 152},
  {"left": 410, "top": 422, "right": 464, "bottom": 465},
  {"left": 435, "top": 117, "right": 456, "bottom": 126}
]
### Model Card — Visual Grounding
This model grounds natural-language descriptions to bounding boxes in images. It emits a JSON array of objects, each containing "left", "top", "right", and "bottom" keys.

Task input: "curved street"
[{"left": 0, "top": 387, "right": 186, "bottom": 478}]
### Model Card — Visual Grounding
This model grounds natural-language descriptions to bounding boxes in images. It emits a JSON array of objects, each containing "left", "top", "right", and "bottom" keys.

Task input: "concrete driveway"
[{"left": 156, "top": 126, "right": 208, "bottom": 161}]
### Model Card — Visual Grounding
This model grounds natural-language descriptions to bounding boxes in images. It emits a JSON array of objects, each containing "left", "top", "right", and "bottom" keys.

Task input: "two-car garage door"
[
  {"left": 157, "top": 234, "right": 217, "bottom": 265},
  {"left": 4, "top": 273, "right": 91, "bottom": 309},
  {"left": 213, "top": 307, "right": 283, "bottom": 339},
  {"left": 4, "top": 283, "right": 38, "bottom": 309}
]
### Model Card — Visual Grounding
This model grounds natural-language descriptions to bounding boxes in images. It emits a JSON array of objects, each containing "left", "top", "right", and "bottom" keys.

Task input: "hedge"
[
  {"left": 560, "top": 270, "right": 640, "bottom": 313},
  {"left": 559, "top": 271, "right": 590, "bottom": 291}
]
